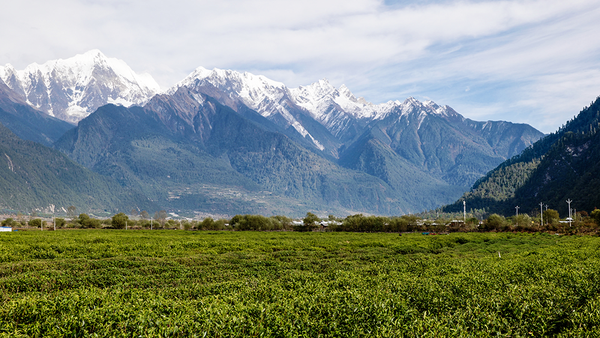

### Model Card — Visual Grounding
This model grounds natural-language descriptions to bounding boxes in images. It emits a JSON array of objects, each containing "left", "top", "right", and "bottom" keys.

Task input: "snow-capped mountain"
[
  {"left": 173, "top": 66, "right": 472, "bottom": 150},
  {"left": 291, "top": 79, "right": 395, "bottom": 121},
  {"left": 173, "top": 67, "right": 328, "bottom": 151},
  {"left": 0, "top": 50, "right": 159, "bottom": 123}
]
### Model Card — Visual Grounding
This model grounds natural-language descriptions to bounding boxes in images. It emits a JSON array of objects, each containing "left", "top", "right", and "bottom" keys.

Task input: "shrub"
[
  {"left": 111, "top": 213, "right": 129, "bottom": 229},
  {"left": 591, "top": 209, "right": 600, "bottom": 226},
  {"left": 54, "top": 218, "right": 67, "bottom": 228},
  {"left": 483, "top": 214, "right": 507, "bottom": 231},
  {"left": 29, "top": 218, "right": 44, "bottom": 228}
]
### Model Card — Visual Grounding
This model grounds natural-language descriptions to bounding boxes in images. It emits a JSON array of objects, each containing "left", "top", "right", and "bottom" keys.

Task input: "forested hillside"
[
  {"left": 0, "top": 122, "right": 156, "bottom": 213},
  {"left": 444, "top": 96, "right": 600, "bottom": 216}
]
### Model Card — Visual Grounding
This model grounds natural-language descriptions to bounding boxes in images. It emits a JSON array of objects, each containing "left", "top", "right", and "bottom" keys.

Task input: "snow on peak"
[
  {"left": 290, "top": 80, "right": 403, "bottom": 121},
  {"left": 178, "top": 66, "right": 285, "bottom": 93},
  {"left": 174, "top": 67, "right": 327, "bottom": 150},
  {"left": 394, "top": 97, "right": 460, "bottom": 125},
  {"left": 175, "top": 66, "right": 288, "bottom": 113},
  {"left": 0, "top": 50, "right": 160, "bottom": 123},
  {"left": 173, "top": 68, "right": 462, "bottom": 126}
]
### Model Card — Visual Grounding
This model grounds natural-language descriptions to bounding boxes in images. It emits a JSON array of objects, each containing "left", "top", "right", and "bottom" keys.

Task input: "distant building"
[{"left": 448, "top": 220, "right": 465, "bottom": 227}]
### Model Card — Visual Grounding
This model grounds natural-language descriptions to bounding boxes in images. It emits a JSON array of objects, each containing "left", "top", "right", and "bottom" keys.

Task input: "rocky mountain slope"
[{"left": 0, "top": 80, "right": 73, "bottom": 146}]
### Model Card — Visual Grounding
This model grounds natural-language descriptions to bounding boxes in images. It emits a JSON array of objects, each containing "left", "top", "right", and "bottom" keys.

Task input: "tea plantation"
[{"left": 1, "top": 230, "right": 599, "bottom": 336}]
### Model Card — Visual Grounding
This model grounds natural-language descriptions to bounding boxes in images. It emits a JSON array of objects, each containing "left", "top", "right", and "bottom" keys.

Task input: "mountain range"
[
  {"left": 169, "top": 67, "right": 544, "bottom": 190},
  {"left": 0, "top": 51, "right": 545, "bottom": 217}
]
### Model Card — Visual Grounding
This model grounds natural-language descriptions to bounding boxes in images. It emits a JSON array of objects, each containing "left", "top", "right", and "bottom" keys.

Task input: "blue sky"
[{"left": 2, "top": 0, "right": 600, "bottom": 133}]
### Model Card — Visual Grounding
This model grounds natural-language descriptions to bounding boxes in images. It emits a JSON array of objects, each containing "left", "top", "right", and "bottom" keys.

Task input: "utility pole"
[
  {"left": 540, "top": 202, "right": 544, "bottom": 226},
  {"left": 53, "top": 213, "right": 56, "bottom": 231},
  {"left": 463, "top": 200, "right": 466, "bottom": 223},
  {"left": 566, "top": 199, "right": 573, "bottom": 227},
  {"left": 151, "top": 217, "right": 153, "bottom": 230},
  {"left": 515, "top": 206, "right": 519, "bottom": 227}
]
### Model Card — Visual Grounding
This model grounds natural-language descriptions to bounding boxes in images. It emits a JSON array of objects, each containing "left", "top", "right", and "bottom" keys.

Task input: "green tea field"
[{"left": 1, "top": 231, "right": 600, "bottom": 337}]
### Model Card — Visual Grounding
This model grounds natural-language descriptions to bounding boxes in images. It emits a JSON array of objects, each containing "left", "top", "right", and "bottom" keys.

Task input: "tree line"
[{"left": 3, "top": 208, "right": 600, "bottom": 234}]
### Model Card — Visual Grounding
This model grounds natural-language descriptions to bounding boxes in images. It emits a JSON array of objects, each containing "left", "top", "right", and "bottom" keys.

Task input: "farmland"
[{"left": 1, "top": 230, "right": 600, "bottom": 336}]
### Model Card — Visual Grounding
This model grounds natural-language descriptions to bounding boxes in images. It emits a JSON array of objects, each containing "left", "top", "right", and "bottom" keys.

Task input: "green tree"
[
  {"left": 140, "top": 210, "right": 149, "bottom": 220},
  {"left": 302, "top": 212, "right": 320, "bottom": 231},
  {"left": 154, "top": 210, "right": 168, "bottom": 226},
  {"left": 78, "top": 213, "right": 90, "bottom": 225},
  {"left": 591, "top": 209, "right": 600, "bottom": 226},
  {"left": 166, "top": 219, "right": 178, "bottom": 229},
  {"left": 513, "top": 214, "right": 533, "bottom": 230},
  {"left": 29, "top": 218, "right": 43, "bottom": 228},
  {"left": 543, "top": 209, "right": 560, "bottom": 225},
  {"left": 201, "top": 217, "right": 215, "bottom": 230},
  {"left": 55, "top": 218, "right": 66, "bottom": 228},
  {"left": 77, "top": 213, "right": 101, "bottom": 228},
  {"left": 112, "top": 212, "right": 129, "bottom": 229},
  {"left": 17, "top": 212, "right": 26, "bottom": 226},
  {"left": 231, "top": 215, "right": 273, "bottom": 231},
  {"left": 1, "top": 218, "right": 15, "bottom": 226}
]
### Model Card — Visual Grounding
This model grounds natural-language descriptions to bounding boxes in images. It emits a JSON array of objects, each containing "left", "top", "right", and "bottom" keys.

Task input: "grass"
[{"left": 1, "top": 230, "right": 600, "bottom": 337}]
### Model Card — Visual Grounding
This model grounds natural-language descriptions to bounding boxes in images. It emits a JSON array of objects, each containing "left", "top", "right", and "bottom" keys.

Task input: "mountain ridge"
[{"left": 0, "top": 79, "right": 74, "bottom": 146}]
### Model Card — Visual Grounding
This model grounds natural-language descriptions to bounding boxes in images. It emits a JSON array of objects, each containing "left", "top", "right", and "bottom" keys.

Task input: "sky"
[{"left": 1, "top": 0, "right": 600, "bottom": 133}]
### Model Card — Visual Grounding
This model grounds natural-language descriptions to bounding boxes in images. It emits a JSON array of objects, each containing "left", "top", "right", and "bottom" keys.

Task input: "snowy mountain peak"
[
  {"left": 0, "top": 50, "right": 160, "bottom": 123},
  {"left": 175, "top": 67, "right": 327, "bottom": 150},
  {"left": 402, "top": 96, "right": 422, "bottom": 107},
  {"left": 175, "top": 67, "right": 289, "bottom": 113},
  {"left": 393, "top": 97, "right": 461, "bottom": 120},
  {"left": 179, "top": 66, "right": 286, "bottom": 93}
]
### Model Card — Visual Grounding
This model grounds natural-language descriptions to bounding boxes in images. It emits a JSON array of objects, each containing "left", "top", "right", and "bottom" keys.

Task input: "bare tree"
[
  {"left": 67, "top": 206, "right": 76, "bottom": 220},
  {"left": 154, "top": 210, "right": 168, "bottom": 227}
]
